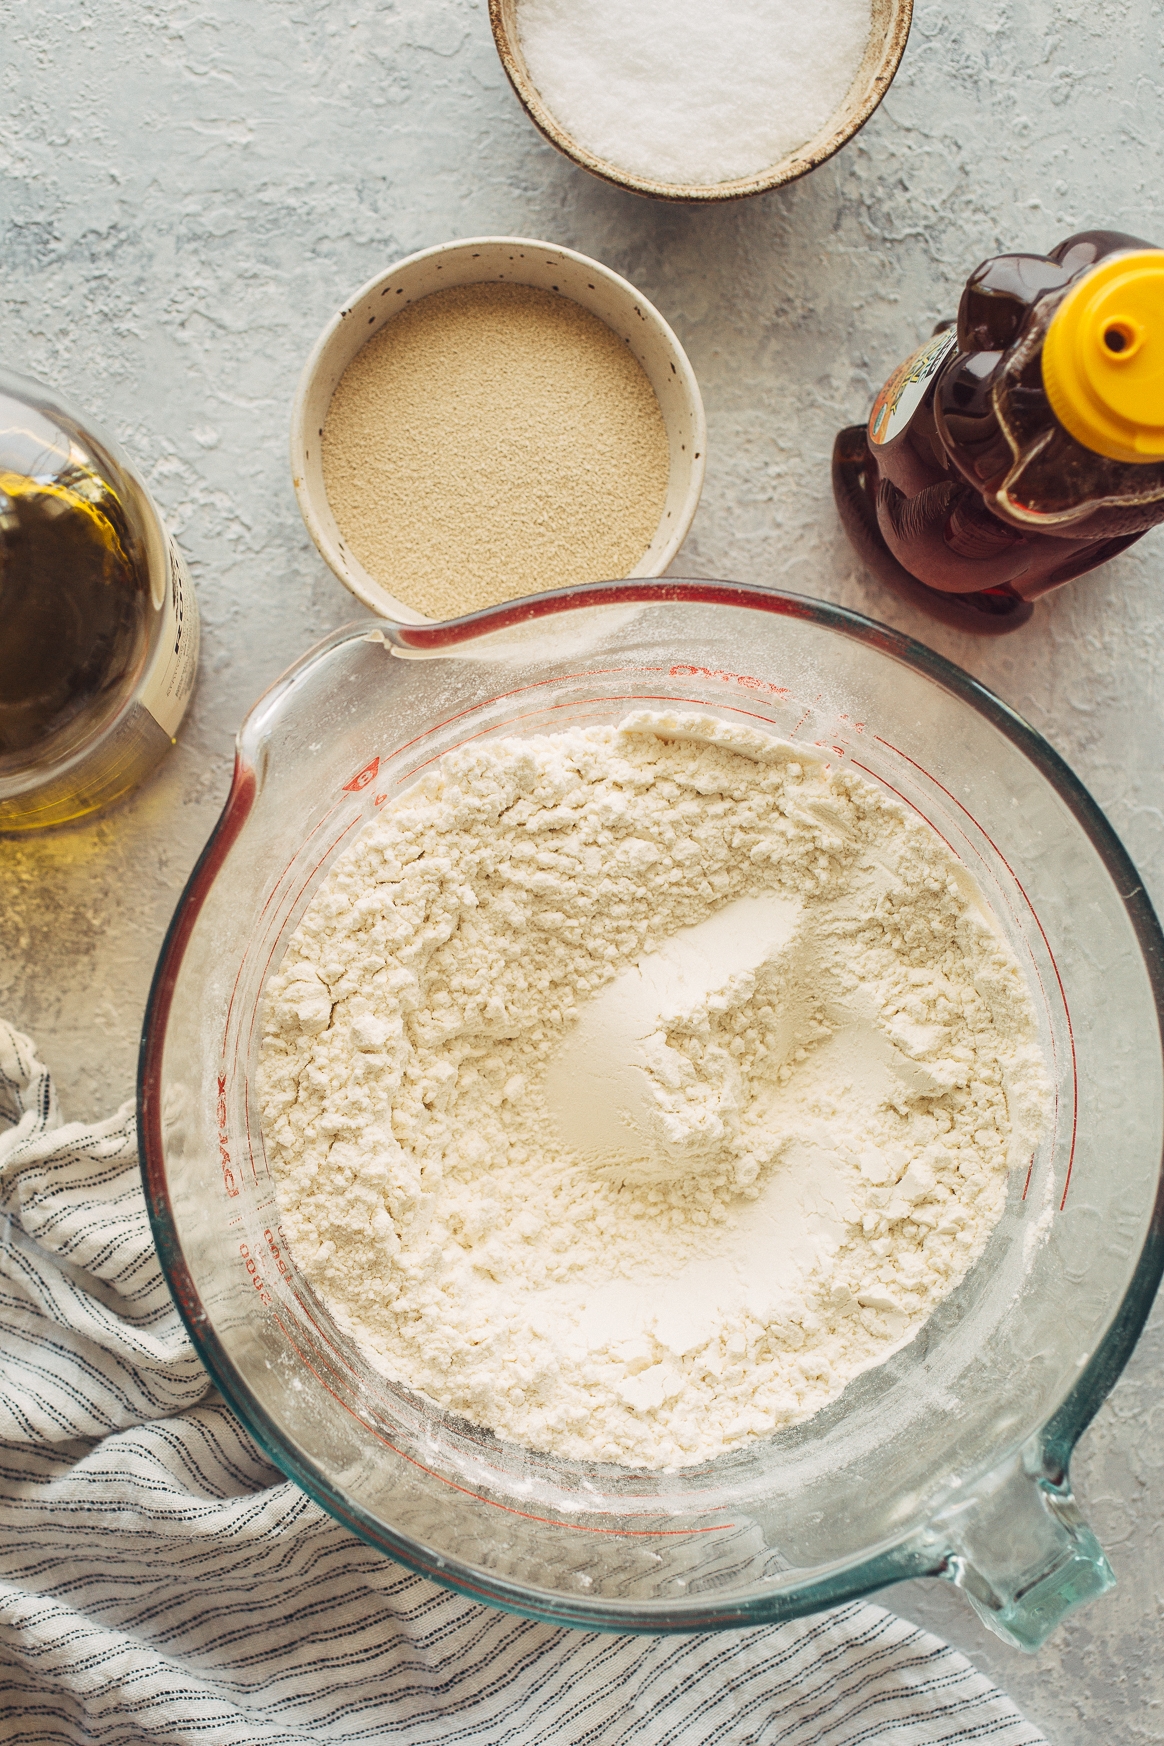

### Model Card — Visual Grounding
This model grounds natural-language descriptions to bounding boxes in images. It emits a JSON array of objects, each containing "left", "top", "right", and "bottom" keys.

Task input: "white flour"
[{"left": 258, "top": 713, "right": 1048, "bottom": 1469}]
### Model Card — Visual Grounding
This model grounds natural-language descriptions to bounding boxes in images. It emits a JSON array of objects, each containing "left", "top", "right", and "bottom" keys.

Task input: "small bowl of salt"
[{"left": 489, "top": 0, "right": 912, "bottom": 202}]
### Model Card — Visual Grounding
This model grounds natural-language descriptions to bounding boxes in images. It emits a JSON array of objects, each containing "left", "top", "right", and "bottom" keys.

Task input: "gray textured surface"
[{"left": 2, "top": 1, "right": 1163, "bottom": 1738}]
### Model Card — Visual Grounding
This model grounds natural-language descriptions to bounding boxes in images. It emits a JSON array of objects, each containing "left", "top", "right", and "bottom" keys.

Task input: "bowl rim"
[
  {"left": 488, "top": 0, "right": 914, "bottom": 203},
  {"left": 289, "top": 236, "right": 708, "bottom": 623},
  {"left": 139, "top": 578, "right": 1164, "bottom": 1631}
]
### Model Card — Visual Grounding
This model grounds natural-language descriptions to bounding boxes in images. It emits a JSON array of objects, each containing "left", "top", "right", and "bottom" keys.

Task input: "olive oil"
[{"left": 0, "top": 370, "right": 198, "bottom": 830}]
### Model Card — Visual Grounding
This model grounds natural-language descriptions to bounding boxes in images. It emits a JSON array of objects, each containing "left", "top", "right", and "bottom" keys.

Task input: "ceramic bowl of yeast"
[{"left": 290, "top": 237, "right": 706, "bottom": 624}]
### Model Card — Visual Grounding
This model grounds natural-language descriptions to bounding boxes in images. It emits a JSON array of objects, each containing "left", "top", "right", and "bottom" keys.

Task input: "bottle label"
[
  {"left": 139, "top": 538, "right": 200, "bottom": 740},
  {"left": 869, "top": 328, "right": 959, "bottom": 448}
]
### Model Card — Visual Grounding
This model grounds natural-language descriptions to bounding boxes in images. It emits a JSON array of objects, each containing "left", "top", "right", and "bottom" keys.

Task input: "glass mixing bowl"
[{"left": 140, "top": 582, "right": 1164, "bottom": 1650}]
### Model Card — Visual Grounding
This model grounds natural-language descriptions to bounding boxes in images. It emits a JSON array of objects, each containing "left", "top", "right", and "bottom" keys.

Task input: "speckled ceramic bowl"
[
  {"left": 290, "top": 237, "right": 706, "bottom": 623},
  {"left": 489, "top": 0, "right": 913, "bottom": 203}
]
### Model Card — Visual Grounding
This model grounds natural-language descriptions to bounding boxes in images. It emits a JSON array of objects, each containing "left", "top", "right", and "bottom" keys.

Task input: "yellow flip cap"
[{"left": 1042, "top": 250, "right": 1164, "bottom": 463}]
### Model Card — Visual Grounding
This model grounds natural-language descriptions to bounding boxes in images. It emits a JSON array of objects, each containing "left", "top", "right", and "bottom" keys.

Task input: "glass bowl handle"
[{"left": 926, "top": 1451, "right": 1115, "bottom": 1651}]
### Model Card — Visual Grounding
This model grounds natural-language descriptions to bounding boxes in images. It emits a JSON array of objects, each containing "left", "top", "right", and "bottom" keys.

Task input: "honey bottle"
[
  {"left": 0, "top": 369, "right": 199, "bottom": 830},
  {"left": 832, "top": 232, "right": 1164, "bottom": 631}
]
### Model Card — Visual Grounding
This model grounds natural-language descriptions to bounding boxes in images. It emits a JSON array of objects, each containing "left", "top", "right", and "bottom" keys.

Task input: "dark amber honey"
[{"left": 833, "top": 231, "right": 1164, "bottom": 631}]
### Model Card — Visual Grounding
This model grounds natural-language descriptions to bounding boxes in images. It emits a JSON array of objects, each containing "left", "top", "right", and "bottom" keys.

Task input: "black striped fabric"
[{"left": 0, "top": 1020, "right": 1048, "bottom": 1746}]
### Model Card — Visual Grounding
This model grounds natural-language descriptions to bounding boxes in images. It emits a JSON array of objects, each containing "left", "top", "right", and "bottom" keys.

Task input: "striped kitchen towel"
[{"left": 0, "top": 1018, "right": 1048, "bottom": 1746}]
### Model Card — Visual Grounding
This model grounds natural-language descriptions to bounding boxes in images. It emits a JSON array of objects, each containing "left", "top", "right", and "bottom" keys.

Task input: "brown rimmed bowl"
[{"left": 489, "top": 0, "right": 913, "bottom": 203}]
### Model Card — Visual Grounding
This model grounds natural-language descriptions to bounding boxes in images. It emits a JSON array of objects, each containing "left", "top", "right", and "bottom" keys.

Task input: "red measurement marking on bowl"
[
  {"left": 669, "top": 663, "right": 790, "bottom": 698},
  {"left": 240, "top": 814, "right": 362, "bottom": 1075},
  {"left": 871, "top": 732, "right": 1079, "bottom": 1211},
  {"left": 343, "top": 756, "right": 380, "bottom": 792},
  {"left": 223, "top": 793, "right": 348, "bottom": 1060},
  {"left": 238, "top": 1242, "right": 271, "bottom": 1307},
  {"left": 373, "top": 792, "right": 387, "bottom": 808},
  {"left": 263, "top": 1228, "right": 295, "bottom": 1285},
  {"left": 792, "top": 692, "right": 822, "bottom": 735},
  {"left": 244, "top": 1072, "right": 260, "bottom": 1186},
  {"left": 215, "top": 1073, "right": 238, "bottom": 1199}
]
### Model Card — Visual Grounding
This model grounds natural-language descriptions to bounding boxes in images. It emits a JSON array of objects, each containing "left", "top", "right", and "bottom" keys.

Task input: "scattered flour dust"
[{"left": 258, "top": 713, "right": 1049, "bottom": 1470}]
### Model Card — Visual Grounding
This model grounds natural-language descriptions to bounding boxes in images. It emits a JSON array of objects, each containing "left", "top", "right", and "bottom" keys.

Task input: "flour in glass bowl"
[{"left": 258, "top": 713, "right": 1049, "bottom": 1470}]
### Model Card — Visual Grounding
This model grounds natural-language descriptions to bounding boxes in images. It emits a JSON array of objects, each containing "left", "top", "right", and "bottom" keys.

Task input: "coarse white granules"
[
  {"left": 258, "top": 713, "right": 1049, "bottom": 1470},
  {"left": 321, "top": 283, "right": 669, "bottom": 621},
  {"left": 515, "top": 0, "right": 871, "bottom": 188}
]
